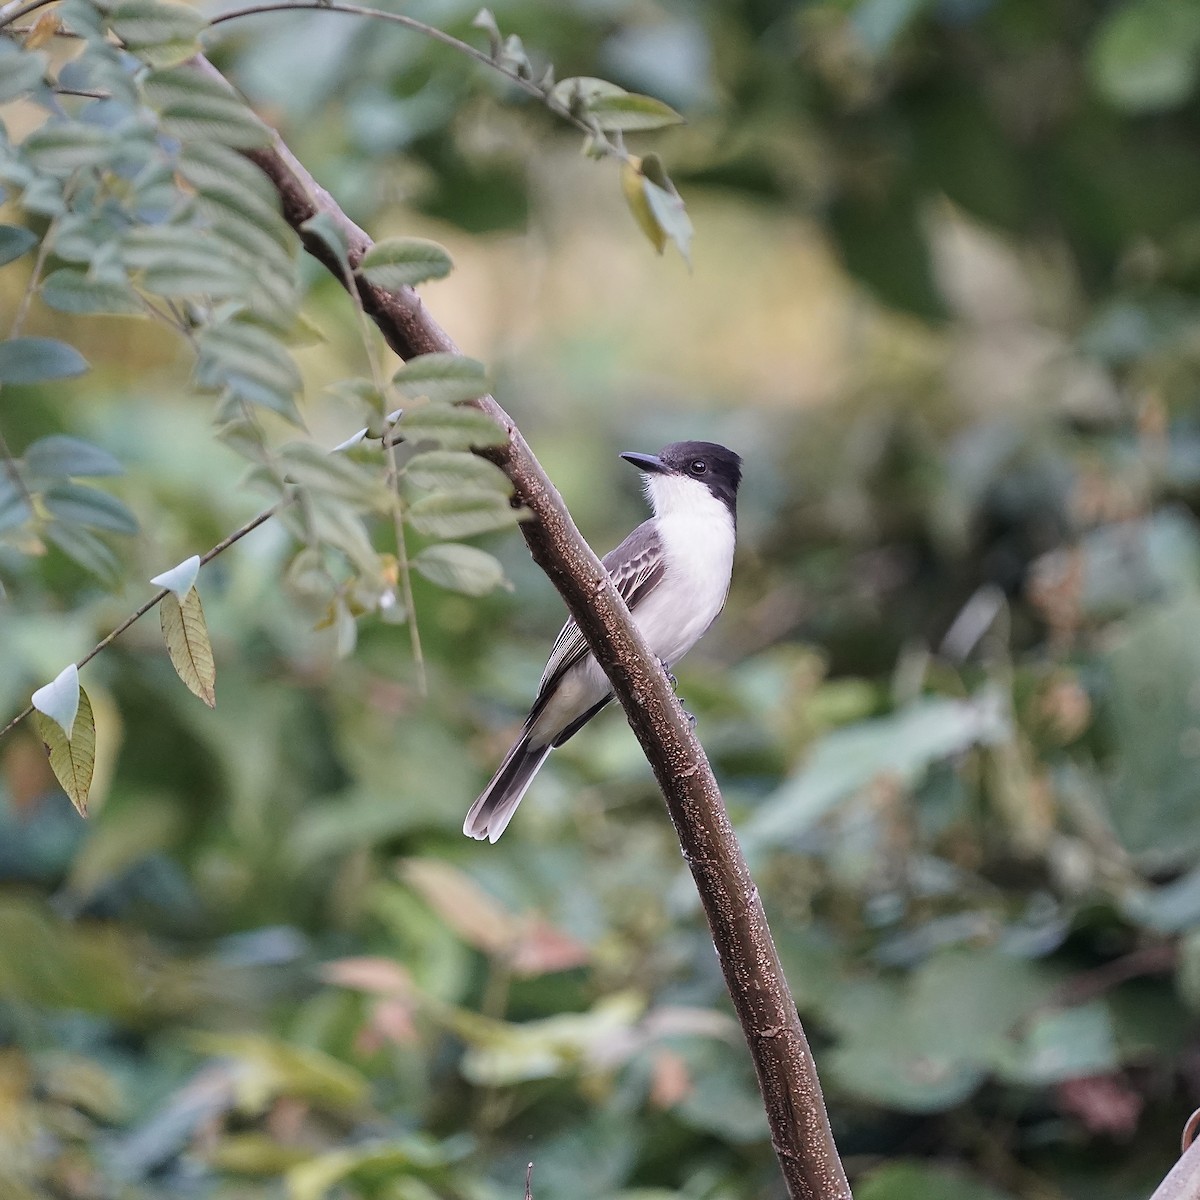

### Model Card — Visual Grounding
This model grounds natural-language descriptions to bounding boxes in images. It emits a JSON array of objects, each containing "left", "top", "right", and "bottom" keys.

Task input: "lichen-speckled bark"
[{"left": 198, "top": 56, "right": 852, "bottom": 1200}]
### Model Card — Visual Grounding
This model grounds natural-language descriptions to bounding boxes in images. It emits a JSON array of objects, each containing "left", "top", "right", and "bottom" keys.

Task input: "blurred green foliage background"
[{"left": 5, "top": 0, "right": 1200, "bottom": 1197}]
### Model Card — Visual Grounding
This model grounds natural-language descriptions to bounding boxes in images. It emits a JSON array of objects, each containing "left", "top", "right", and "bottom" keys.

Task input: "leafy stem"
[
  {"left": 0, "top": 502, "right": 284, "bottom": 742},
  {"left": 205, "top": 2, "right": 633, "bottom": 163},
  {"left": 0, "top": 0, "right": 54, "bottom": 32}
]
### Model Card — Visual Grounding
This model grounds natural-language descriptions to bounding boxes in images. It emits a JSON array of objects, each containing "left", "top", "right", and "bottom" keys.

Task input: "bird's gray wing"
[{"left": 533, "top": 520, "right": 666, "bottom": 701}]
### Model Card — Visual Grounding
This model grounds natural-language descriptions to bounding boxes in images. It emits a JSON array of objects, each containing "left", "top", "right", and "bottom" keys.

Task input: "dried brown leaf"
[{"left": 160, "top": 586, "right": 216, "bottom": 706}]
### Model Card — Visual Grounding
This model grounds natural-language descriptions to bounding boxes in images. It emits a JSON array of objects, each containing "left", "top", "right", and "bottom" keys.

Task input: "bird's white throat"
[{"left": 644, "top": 471, "right": 730, "bottom": 522}]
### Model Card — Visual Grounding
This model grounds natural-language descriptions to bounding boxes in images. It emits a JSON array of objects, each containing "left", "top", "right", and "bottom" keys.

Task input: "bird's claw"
[{"left": 658, "top": 658, "right": 678, "bottom": 689}]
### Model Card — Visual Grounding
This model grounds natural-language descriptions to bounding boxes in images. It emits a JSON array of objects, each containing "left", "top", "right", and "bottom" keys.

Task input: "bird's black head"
[{"left": 620, "top": 440, "right": 743, "bottom": 513}]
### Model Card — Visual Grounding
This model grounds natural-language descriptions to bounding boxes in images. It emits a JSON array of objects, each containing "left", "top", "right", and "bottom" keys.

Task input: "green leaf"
[
  {"left": 413, "top": 543, "right": 507, "bottom": 596},
  {"left": 196, "top": 320, "right": 303, "bottom": 421},
  {"left": 0, "top": 225, "right": 37, "bottom": 267},
  {"left": 995, "top": 1002, "right": 1118, "bottom": 1086},
  {"left": 123, "top": 224, "right": 251, "bottom": 298},
  {"left": 746, "top": 690, "right": 1010, "bottom": 847},
  {"left": 277, "top": 443, "right": 387, "bottom": 508},
  {"left": 404, "top": 449, "right": 510, "bottom": 493},
  {"left": 178, "top": 140, "right": 283, "bottom": 212},
  {"left": 300, "top": 213, "right": 352, "bottom": 274},
  {"left": 585, "top": 92, "right": 684, "bottom": 132},
  {"left": 0, "top": 337, "right": 89, "bottom": 385},
  {"left": 858, "top": 1163, "right": 1015, "bottom": 1200},
  {"left": 34, "top": 685, "right": 95, "bottom": 817},
  {"left": 31, "top": 663, "right": 80, "bottom": 739},
  {"left": 23, "top": 435, "right": 123, "bottom": 480},
  {"left": 109, "top": 0, "right": 206, "bottom": 67},
  {"left": 0, "top": 475, "right": 31, "bottom": 533},
  {"left": 406, "top": 490, "right": 522, "bottom": 539},
  {"left": 44, "top": 483, "right": 139, "bottom": 535},
  {"left": 160, "top": 587, "right": 216, "bottom": 707},
  {"left": 0, "top": 46, "right": 47, "bottom": 103},
  {"left": 20, "top": 121, "right": 113, "bottom": 174},
  {"left": 43, "top": 522, "right": 120, "bottom": 581},
  {"left": 1089, "top": 0, "right": 1200, "bottom": 112},
  {"left": 397, "top": 403, "right": 506, "bottom": 451},
  {"left": 360, "top": 237, "right": 453, "bottom": 290},
  {"left": 39, "top": 269, "right": 144, "bottom": 316},
  {"left": 392, "top": 354, "right": 490, "bottom": 405},
  {"left": 143, "top": 66, "right": 271, "bottom": 148},
  {"left": 1100, "top": 597, "right": 1200, "bottom": 857}
]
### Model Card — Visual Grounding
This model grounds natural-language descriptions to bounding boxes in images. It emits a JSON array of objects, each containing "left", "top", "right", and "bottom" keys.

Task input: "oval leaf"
[
  {"left": 360, "top": 237, "right": 453, "bottom": 290},
  {"left": 44, "top": 482, "right": 139, "bottom": 534},
  {"left": 397, "top": 403, "right": 507, "bottom": 451},
  {"left": 587, "top": 92, "right": 684, "bottom": 132},
  {"left": 622, "top": 158, "right": 667, "bottom": 255},
  {"left": 406, "top": 490, "right": 522, "bottom": 539},
  {"left": 40, "top": 268, "right": 144, "bottom": 316},
  {"left": 31, "top": 662, "right": 80, "bottom": 739},
  {"left": 110, "top": 0, "right": 205, "bottom": 66},
  {"left": 23, "top": 435, "right": 123, "bottom": 480},
  {"left": 0, "top": 224, "right": 37, "bottom": 267},
  {"left": 392, "top": 353, "right": 491, "bottom": 405},
  {"left": 404, "top": 449, "right": 511, "bottom": 493},
  {"left": 0, "top": 337, "right": 88, "bottom": 385},
  {"left": 34, "top": 684, "right": 95, "bottom": 816},
  {"left": 413, "top": 543, "right": 506, "bottom": 596},
  {"left": 150, "top": 553, "right": 200, "bottom": 599},
  {"left": 160, "top": 587, "right": 216, "bottom": 707},
  {"left": 142, "top": 66, "right": 270, "bottom": 148}
]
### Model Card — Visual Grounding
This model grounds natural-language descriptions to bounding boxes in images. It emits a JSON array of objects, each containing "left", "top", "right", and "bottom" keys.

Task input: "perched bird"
[{"left": 464, "top": 440, "right": 742, "bottom": 842}]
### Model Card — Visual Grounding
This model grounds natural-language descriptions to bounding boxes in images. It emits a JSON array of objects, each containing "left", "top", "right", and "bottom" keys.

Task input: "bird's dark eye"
[{"left": 689, "top": 459, "right": 707, "bottom": 475}]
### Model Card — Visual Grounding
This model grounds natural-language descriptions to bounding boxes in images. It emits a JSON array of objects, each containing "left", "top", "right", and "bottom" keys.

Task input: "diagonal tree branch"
[{"left": 196, "top": 56, "right": 851, "bottom": 1200}]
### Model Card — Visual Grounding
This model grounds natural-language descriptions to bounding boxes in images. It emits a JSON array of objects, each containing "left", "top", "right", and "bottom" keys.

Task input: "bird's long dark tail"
[{"left": 463, "top": 732, "right": 552, "bottom": 843}]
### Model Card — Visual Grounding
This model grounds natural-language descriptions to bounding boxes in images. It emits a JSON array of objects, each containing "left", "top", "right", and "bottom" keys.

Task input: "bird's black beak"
[{"left": 620, "top": 451, "right": 668, "bottom": 474}]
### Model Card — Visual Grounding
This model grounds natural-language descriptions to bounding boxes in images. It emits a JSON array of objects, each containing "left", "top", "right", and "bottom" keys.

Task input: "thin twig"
[
  {"left": 0, "top": 0, "right": 56, "bottom": 32},
  {"left": 0, "top": 503, "right": 282, "bottom": 742},
  {"left": 9, "top": 213, "right": 54, "bottom": 336},
  {"left": 524, "top": 1162, "right": 534, "bottom": 1200},
  {"left": 386, "top": 437, "right": 426, "bottom": 694},
  {"left": 206, "top": 2, "right": 625, "bottom": 159}
]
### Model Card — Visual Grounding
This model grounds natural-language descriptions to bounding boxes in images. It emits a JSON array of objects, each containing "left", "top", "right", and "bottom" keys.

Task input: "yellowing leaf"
[
  {"left": 620, "top": 153, "right": 693, "bottom": 267},
  {"left": 26, "top": 10, "right": 62, "bottom": 49},
  {"left": 34, "top": 685, "right": 96, "bottom": 816},
  {"left": 160, "top": 586, "right": 216, "bottom": 707},
  {"left": 190, "top": 1032, "right": 369, "bottom": 1114},
  {"left": 622, "top": 156, "right": 667, "bottom": 255}
]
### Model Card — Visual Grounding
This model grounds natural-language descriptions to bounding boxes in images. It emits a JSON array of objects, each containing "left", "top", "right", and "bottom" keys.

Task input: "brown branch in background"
[{"left": 197, "top": 54, "right": 852, "bottom": 1200}]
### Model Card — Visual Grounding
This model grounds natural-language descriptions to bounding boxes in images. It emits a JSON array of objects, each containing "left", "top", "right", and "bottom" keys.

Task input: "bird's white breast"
[
  {"left": 637, "top": 474, "right": 736, "bottom": 666},
  {"left": 527, "top": 473, "right": 736, "bottom": 747}
]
